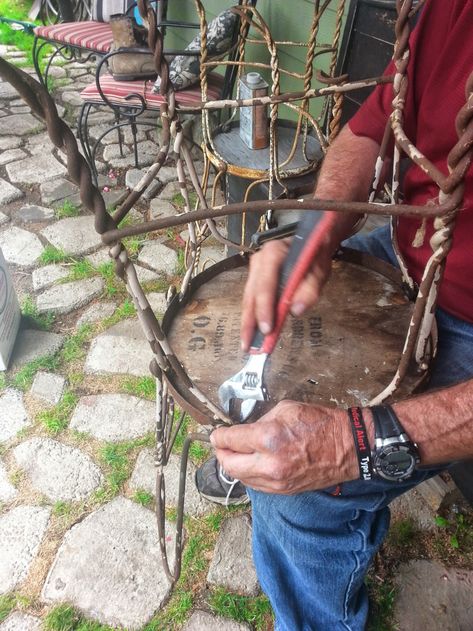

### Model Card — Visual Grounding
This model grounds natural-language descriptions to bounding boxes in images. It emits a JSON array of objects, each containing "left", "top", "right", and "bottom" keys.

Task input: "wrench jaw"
[{"left": 218, "top": 353, "right": 269, "bottom": 422}]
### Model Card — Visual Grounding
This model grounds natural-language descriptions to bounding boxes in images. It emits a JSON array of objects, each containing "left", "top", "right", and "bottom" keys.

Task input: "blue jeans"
[{"left": 248, "top": 225, "right": 473, "bottom": 630}]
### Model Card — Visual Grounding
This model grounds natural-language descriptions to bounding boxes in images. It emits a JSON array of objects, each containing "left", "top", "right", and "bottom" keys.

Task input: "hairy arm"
[{"left": 240, "top": 124, "right": 381, "bottom": 350}]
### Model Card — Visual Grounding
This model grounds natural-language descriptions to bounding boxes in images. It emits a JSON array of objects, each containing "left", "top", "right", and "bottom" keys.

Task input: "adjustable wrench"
[{"left": 218, "top": 209, "right": 334, "bottom": 422}]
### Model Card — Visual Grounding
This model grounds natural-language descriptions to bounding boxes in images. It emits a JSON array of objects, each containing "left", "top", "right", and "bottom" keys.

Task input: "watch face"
[{"left": 374, "top": 445, "right": 418, "bottom": 481}]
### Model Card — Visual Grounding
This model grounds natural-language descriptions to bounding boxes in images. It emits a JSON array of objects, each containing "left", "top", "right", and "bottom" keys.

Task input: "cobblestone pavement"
[{"left": 0, "top": 45, "right": 472, "bottom": 631}]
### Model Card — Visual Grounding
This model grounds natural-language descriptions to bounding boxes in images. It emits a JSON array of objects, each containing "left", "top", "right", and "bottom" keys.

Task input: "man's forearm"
[
  {"left": 314, "top": 124, "right": 381, "bottom": 252},
  {"left": 388, "top": 379, "right": 473, "bottom": 466}
]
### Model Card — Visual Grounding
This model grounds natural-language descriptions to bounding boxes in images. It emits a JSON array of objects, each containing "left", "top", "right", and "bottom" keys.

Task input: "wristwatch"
[{"left": 370, "top": 405, "right": 420, "bottom": 482}]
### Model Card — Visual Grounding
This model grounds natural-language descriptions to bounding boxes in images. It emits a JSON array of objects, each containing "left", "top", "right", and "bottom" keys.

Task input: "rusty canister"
[{"left": 239, "top": 72, "right": 269, "bottom": 150}]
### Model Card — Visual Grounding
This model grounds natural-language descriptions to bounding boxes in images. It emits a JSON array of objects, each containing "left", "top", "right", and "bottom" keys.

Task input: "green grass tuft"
[
  {"left": 366, "top": 577, "right": 397, "bottom": 631},
  {"left": 122, "top": 376, "right": 156, "bottom": 400},
  {"left": 0, "top": 594, "right": 16, "bottom": 624},
  {"left": 40, "top": 246, "right": 69, "bottom": 265},
  {"left": 11, "top": 354, "right": 59, "bottom": 391},
  {"left": 53, "top": 500, "right": 73, "bottom": 517},
  {"left": 64, "top": 259, "right": 95, "bottom": 282},
  {"left": 98, "top": 435, "right": 154, "bottom": 498},
  {"left": 55, "top": 200, "right": 81, "bottom": 219},
  {"left": 97, "top": 261, "right": 123, "bottom": 297},
  {"left": 61, "top": 325, "right": 93, "bottom": 363},
  {"left": 21, "top": 295, "right": 55, "bottom": 331},
  {"left": 37, "top": 391, "right": 78, "bottom": 434},
  {"left": 133, "top": 489, "right": 153, "bottom": 506},
  {"left": 209, "top": 588, "right": 273, "bottom": 629},
  {"left": 44, "top": 603, "right": 114, "bottom": 631}
]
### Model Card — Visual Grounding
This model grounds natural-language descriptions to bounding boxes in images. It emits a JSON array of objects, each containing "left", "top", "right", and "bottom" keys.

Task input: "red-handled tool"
[{"left": 218, "top": 210, "right": 336, "bottom": 422}]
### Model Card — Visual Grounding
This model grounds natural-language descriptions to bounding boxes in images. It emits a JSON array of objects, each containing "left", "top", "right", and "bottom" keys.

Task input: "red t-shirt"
[{"left": 349, "top": 0, "right": 473, "bottom": 323}]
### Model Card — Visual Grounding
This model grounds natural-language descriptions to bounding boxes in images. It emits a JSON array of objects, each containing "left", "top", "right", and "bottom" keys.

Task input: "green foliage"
[
  {"left": 366, "top": 578, "right": 397, "bottom": 631},
  {"left": 37, "top": 391, "right": 78, "bottom": 434},
  {"left": 97, "top": 261, "right": 122, "bottom": 297},
  {"left": 0, "top": 373, "right": 7, "bottom": 393},
  {"left": 123, "top": 234, "right": 147, "bottom": 258},
  {"left": 176, "top": 248, "right": 186, "bottom": 276},
  {"left": 0, "top": 594, "right": 15, "bottom": 623},
  {"left": 11, "top": 354, "right": 59, "bottom": 390},
  {"left": 189, "top": 440, "right": 210, "bottom": 464},
  {"left": 209, "top": 589, "right": 273, "bottom": 629},
  {"left": 55, "top": 200, "right": 81, "bottom": 219},
  {"left": 40, "top": 246, "right": 69, "bottom": 265},
  {"left": 44, "top": 603, "right": 114, "bottom": 631},
  {"left": 435, "top": 511, "right": 473, "bottom": 550},
  {"left": 65, "top": 259, "right": 95, "bottom": 281},
  {"left": 171, "top": 191, "right": 198, "bottom": 210},
  {"left": 204, "top": 511, "right": 225, "bottom": 532},
  {"left": 122, "top": 376, "right": 156, "bottom": 400},
  {"left": 0, "top": 0, "right": 43, "bottom": 68},
  {"left": 61, "top": 325, "right": 93, "bottom": 363},
  {"left": 387, "top": 517, "right": 417, "bottom": 549},
  {"left": 142, "top": 591, "right": 193, "bottom": 630},
  {"left": 98, "top": 436, "right": 154, "bottom": 497},
  {"left": 21, "top": 295, "right": 55, "bottom": 330},
  {"left": 53, "top": 500, "right": 73, "bottom": 517},
  {"left": 133, "top": 489, "right": 153, "bottom": 506}
]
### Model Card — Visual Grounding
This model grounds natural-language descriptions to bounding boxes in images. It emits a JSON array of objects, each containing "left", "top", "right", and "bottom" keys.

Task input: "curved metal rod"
[{"left": 155, "top": 431, "right": 211, "bottom": 584}]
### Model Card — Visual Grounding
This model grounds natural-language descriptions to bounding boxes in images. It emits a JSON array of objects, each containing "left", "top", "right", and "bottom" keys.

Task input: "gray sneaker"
[{"left": 195, "top": 456, "right": 250, "bottom": 506}]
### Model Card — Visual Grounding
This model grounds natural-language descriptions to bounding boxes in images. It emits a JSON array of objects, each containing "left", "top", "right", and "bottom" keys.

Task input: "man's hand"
[
  {"left": 240, "top": 238, "right": 333, "bottom": 352},
  {"left": 210, "top": 400, "right": 359, "bottom": 494}
]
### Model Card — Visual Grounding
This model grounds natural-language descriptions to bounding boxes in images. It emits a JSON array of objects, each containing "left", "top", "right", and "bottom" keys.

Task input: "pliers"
[{"left": 218, "top": 210, "right": 334, "bottom": 422}]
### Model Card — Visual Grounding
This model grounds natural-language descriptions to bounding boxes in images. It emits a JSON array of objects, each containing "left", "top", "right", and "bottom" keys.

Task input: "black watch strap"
[{"left": 371, "top": 404, "right": 406, "bottom": 440}]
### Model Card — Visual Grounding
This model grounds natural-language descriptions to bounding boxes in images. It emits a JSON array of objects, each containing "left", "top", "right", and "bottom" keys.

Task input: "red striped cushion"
[
  {"left": 34, "top": 22, "right": 113, "bottom": 54},
  {"left": 80, "top": 73, "right": 224, "bottom": 110}
]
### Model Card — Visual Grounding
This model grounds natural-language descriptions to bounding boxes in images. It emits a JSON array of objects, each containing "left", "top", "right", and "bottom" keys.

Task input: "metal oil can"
[{"left": 239, "top": 72, "right": 269, "bottom": 150}]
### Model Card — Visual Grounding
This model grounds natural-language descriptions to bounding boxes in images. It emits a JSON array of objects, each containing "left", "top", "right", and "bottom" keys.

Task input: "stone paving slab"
[
  {"left": 31, "top": 264, "right": 70, "bottom": 292},
  {"left": 0, "top": 460, "right": 17, "bottom": 502},
  {"left": 129, "top": 449, "right": 212, "bottom": 517},
  {"left": 147, "top": 291, "right": 168, "bottom": 315},
  {"left": 0, "top": 612, "right": 42, "bottom": 631},
  {"left": 0, "top": 505, "right": 50, "bottom": 594},
  {"left": 0, "top": 178, "right": 23, "bottom": 205},
  {"left": 70, "top": 394, "right": 155, "bottom": 441},
  {"left": 0, "top": 114, "right": 43, "bottom": 138},
  {"left": 12, "top": 204, "right": 55, "bottom": 224},
  {"left": 10, "top": 329, "right": 65, "bottom": 369},
  {"left": 6, "top": 154, "right": 67, "bottom": 185},
  {"left": 0, "top": 148, "right": 26, "bottom": 167},
  {"left": 41, "top": 216, "right": 102, "bottom": 256},
  {"left": 125, "top": 168, "right": 161, "bottom": 199},
  {"left": 30, "top": 371, "right": 66, "bottom": 406},
  {"left": 0, "top": 81, "right": 20, "bottom": 100},
  {"left": 84, "top": 319, "right": 152, "bottom": 377},
  {"left": 394, "top": 560, "right": 473, "bottom": 630},
  {"left": 137, "top": 241, "right": 178, "bottom": 274},
  {"left": 0, "top": 136, "right": 22, "bottom": 150},
  {"left": 36, "top": 277, "right": 105, "bottom": 315},
  {"left": 182, "top": 610, "right": 252, "bottom": 631},
  {"left": 0, "top": 212, "right": 8, "bottom": 226},
  {"left": 149, "top": 198, "right": 181, "bottom": 220},
  {"left": 76, "top": 300, "right": 117, "bottom": 326},
  {"left": 135, "top": 264, "right": 160, "bottom": 284},
  {"left": 39, "top": 178, "right": 78, "bottom": 206},
  {"left": 42, "top": 496, "right": 174, "bottom": 629},
  {"left": 207, "top": 514, "right": 259, "bottom": 596},
  {"left": 0, "top": 226, "right": 44, "bottom": 267},
  {"left": 0, "top": 389, "right": 32, "bottom": 442},
  {"left": 13, "top": 437, "right": 103, "bottom": 501}
]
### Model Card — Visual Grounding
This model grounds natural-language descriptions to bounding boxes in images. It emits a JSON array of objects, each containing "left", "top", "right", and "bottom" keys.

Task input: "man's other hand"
[
  {"left": 210, "top": 400, "right": 359, "bottom": 494},
  {"left": 240, "top": 239, "right": 333, "bottom": 352}
]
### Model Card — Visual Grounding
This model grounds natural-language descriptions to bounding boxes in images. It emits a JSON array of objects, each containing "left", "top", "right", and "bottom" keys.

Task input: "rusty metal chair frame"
[
  {"left": 2, "top": 0, "right": 472, "bottom": 586},
  {"left": 197, "top": 0, "right": 348, "bottom": 247}
]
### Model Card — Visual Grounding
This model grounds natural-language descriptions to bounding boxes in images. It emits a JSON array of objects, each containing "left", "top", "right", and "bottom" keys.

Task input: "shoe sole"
[{"left": 198, "top": 491, "right": 251, "bottom": 506}]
